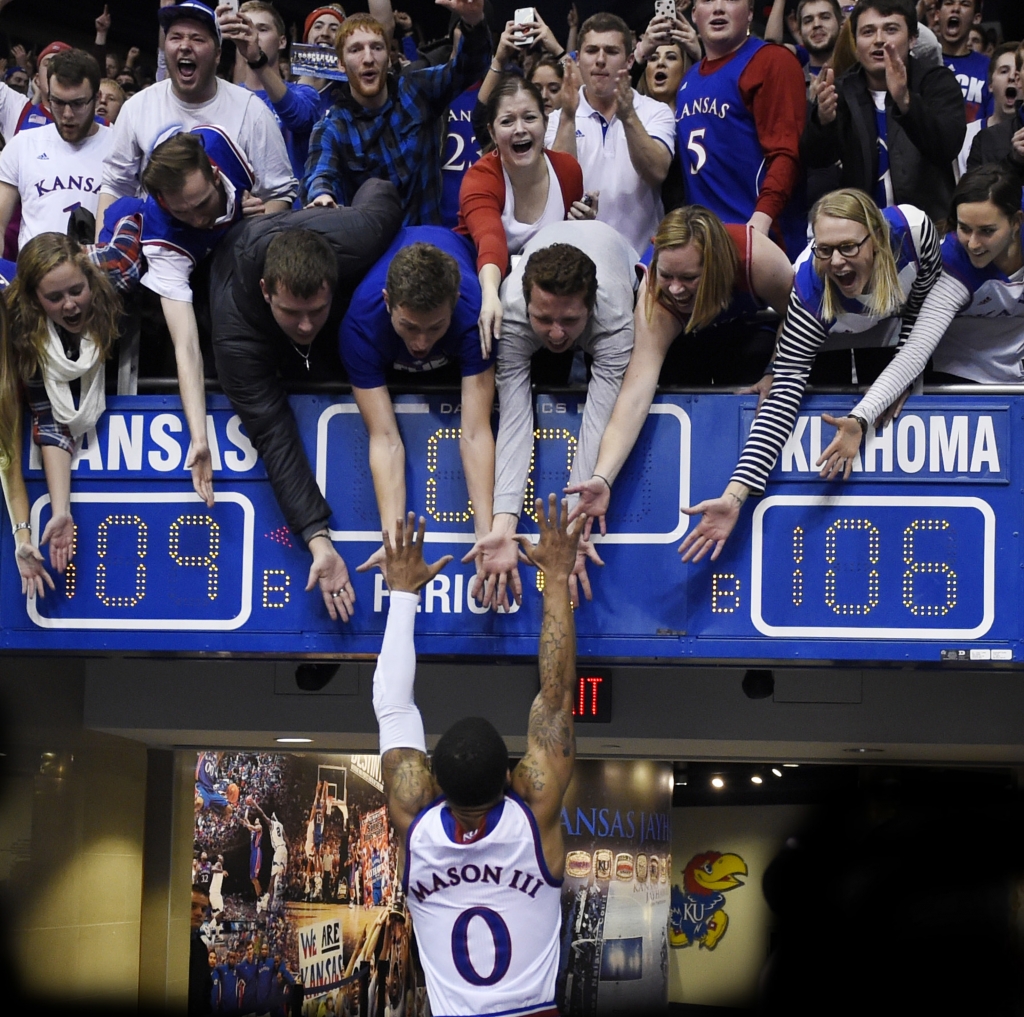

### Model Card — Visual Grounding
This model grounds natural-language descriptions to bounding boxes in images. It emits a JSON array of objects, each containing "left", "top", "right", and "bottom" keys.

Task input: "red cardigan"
[{"left": 455, "top": 148, "right": 584, "bottom": 275}]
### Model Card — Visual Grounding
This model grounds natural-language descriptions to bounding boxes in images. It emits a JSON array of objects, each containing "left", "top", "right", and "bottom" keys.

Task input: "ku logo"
[{"left": 669, "top": 851, "right": 747, "bottom": 950}]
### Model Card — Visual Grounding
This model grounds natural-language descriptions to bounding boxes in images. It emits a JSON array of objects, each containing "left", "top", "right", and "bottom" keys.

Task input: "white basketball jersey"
[
  {"left": 404, "top": 793, "right": 562, "bottom": 1017},
  {"left": 269, "top": 819, "right": 286, "bottom": 853}
]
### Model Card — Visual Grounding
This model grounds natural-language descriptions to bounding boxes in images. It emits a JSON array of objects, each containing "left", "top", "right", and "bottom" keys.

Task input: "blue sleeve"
[
  {"left": 339, "top": 309, "right": 390, "bottom": 388},
  {"left": 402, "top": 35, "right": 419, "bottom": 62},
  {"left": 272, "top": 82, "right": 322, "bottom": 133},
  {"left": 99, "top": 195, "right": 145, "bottom": 243},
  {"left": 411, "top": 19, "right": 490, "bottom": 113},
  {"left": 302, "top": 114, "right": 345, "bottom": 204},
  {"left": 793, "top": 256, "right": 824, "bottom": 320}
]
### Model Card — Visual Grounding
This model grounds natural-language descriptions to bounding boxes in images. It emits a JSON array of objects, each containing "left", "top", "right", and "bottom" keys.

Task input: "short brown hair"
[
  {"left": 522, "top": 244, "right": 598, "bottom": 312},
  {"left": 142, "top": 132, "right": 214, "bottom": 197},
  {"left": 335, "top": 13, "right": 386, "bottom": 58},
  {"left": 988, "top": 40, "right": 1019, "bottom": 82},
  {"left": 240, "top": 2, "right": 286, "bottom": 41},
  {"left": 385, "top": 244, "right": 460, "bottom": 312},
  {"left": 263, "top": 229, "right": 338, "bottom": 298},
  {"left": 47, "top": 48, "right": 101, "bottom": 97},
  {"left": 578, "top": 12, "right": 632, "bottom": 53}
]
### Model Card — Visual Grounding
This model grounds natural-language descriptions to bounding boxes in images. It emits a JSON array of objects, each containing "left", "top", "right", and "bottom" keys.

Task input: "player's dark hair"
[
  {"left": 850, "top": 0, "right": 917, "bottom": 38},
  {"left": 262, "top": 229, "right": 339, "bottom": 298},
  {"left": 949, "top": 165, "right": 1023, "bottom": 231},
  {"left": 385, "top": 243, "right": 461, "bottom": 312},
  {"left": 987, "top": 41, "right": 1019, "bottom": 84},
  {"left": 47, "top": 49, "right": 101, "bottom": 97},
  {"left": 522, "top": 243, "right": 598, "bottom": 313},
  {"left": 432, "top": 717, "right": 509, "bottom": 808}
]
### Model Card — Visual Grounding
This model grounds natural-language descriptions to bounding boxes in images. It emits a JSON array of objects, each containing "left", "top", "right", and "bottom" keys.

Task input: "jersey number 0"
[{"left": 451, "top": 907, "right": 512, "bottom": 986}]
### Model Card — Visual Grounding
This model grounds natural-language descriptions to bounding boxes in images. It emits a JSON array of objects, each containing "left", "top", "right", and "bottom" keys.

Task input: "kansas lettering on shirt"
[{"left": 943, "top": 51, "right": 991, "bottom": 123}]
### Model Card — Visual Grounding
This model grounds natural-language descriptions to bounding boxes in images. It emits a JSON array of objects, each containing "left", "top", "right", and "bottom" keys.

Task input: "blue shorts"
[
  {"left": 250, "top": 847, "right": 262, "bottom": 880},
  {"left": 197, "top": 785, "right": 230, "bottom": 811},
  {"left": 314, "top": 828, "right": 324, "bottom": 848}
]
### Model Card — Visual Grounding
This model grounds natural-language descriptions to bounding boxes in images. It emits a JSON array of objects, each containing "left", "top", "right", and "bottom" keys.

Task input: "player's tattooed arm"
[
  {"left": 382, "top": 747, "right": 438, "bottom": 834},
  {"left": 513, "top": 495, "right": 580, "bottom": 810}
]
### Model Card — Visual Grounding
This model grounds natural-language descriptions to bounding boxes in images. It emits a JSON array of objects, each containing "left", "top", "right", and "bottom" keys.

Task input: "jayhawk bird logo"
[{"left": 669, "top": 851, "right": 747, "bottom": 950}]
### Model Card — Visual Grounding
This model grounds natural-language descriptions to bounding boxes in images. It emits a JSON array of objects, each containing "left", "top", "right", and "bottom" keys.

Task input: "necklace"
[{"left": 291, "top": 340, "right": 313, "bottom": 371}]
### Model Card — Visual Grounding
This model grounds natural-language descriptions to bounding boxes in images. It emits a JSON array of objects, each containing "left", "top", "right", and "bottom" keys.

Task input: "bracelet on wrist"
[
  {"left": 592, "top": 473, "right": 611, "bottom": 490},
  {"left": 553, "top": 49, "right": 567, "bottom": 60},
  {"left": 849, "top": 414, "right": 869, "bottom": 435},
  {"left": 12, "top": 521, "right": 30, "bottom": 536},
  {"left": 490, "top": 61, "right": 503, "bottom": 73},
  {"left": 308, "top": 529, "right": 331, "bottom": 545}
]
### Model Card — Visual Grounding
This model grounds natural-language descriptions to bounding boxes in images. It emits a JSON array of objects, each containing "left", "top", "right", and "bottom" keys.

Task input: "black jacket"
[
  {"left": 966, "top": 104, "right": 1024, "bottom": 186},
  {"left": 801, "top": 57, "right": 965, "bottom": 222},
  {"left": 210, "top": 179, "right": 403, "bottom": 544}
]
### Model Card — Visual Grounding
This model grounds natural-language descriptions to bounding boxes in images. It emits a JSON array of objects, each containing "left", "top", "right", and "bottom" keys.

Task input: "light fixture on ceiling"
[{"left": 276, "top": 737, "right": 313, "bottom": 744}]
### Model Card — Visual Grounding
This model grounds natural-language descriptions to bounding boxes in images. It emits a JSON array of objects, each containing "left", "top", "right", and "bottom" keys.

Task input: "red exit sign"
[{"left": 573, "top": 669, "right": 612, "bottom": 723}]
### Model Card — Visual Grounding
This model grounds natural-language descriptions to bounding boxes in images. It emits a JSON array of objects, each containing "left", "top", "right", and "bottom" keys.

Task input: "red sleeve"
[
  {"left": 456, "top": 151, "right": 511, "bottom": 276},
  {"left": 724, "top": 222, "right": 754, "bottom": 294},
  {"left": 737, "top": 44, "right": 805, "bottom": 223},
  {"left": 547, "top": 149, "right": 584, "bottom": 216}
]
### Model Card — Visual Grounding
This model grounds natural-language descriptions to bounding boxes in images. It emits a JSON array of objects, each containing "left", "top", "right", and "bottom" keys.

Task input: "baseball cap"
[
  {"left": 157, "top": 1, "right": 222, "bottom": 44},
  {"left": 304, "top": 5, "right": 347, "bottom": 43},
  {"left": 38, "top": 42, "right": 73, "bottom": 63}
]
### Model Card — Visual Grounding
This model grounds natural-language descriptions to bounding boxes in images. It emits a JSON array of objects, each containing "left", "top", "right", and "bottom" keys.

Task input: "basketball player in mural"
[
  {"left": 248, "top": 798, "right": 287, "bottom": 915},
  {"left": 304, "top": 779, "right": 329, "bottom": 900},
  {"left": 374, "top": 499, "right": 581, "bottom": 1015}
]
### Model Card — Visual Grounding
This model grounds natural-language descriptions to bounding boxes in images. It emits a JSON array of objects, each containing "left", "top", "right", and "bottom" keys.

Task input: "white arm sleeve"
[{"left": 373, "top": 590, "right": 426, "bottom": 755}]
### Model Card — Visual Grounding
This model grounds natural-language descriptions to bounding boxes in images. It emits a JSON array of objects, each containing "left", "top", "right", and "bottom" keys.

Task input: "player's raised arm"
[
  {"left": 375, "top": 514, "right": 453, "bottom": 842},
  {"left": 511, "top": 494, "right": 582, "bottom": 875}
]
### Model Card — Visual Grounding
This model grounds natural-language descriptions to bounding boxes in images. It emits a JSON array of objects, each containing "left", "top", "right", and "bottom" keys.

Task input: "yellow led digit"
[
  {"left": 902, "top": 519, "right": 957, "bottom": 617},
  {"left": 823, "top": 518, "right": 879, "bottom": 616},
  {"left": 792, "top": 526, "right": 804, "bottom": 606},
  {"left": 262, "top": 569, "right": 290, "bottom": 608},
  {"left": 168, "top": 514, "right": 221, "bottom": 600},
  {"left": 95, "top": 514, "right": 148, "bottom": 608},
  {"left": 426, "top": 427, "right": 473, "bottom": 522},
  {"left": 64, "top": 561, "right": 76, "bottom": 600},
  {"left": 524, "top": 428, "right": 577, "bottom": 523},
  {"left": 711, "top": 573, "right": 740, "bottom": 613}
]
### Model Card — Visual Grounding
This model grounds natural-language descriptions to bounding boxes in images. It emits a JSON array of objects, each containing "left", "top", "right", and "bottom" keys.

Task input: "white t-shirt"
[
  {"left": 0, "top": 80, "right": 29, "bottom": 142},
  {"left": 545, "top": 87, "right": 675, "bottom": 256},
  {"left": 0, "top": 122, "right": 112, "bottom": 248},
  {"left": 501, "top": 153, "right": 566, "bottom": 256},
  {"left": 99, "top": 78, "right": 296, "bottom": 204}
]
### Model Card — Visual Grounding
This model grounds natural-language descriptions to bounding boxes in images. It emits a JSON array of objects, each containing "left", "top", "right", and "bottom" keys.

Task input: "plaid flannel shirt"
[
  {"left": 302, "top": 19, "right": 490, "bottom": 225},
  {"left": 29, "top": 212, "right": 144, "bottom": 452}
]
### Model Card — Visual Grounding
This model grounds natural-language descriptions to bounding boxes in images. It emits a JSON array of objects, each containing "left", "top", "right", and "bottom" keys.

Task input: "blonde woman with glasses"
[{"left": 680, "top": 188, "right": 950, "bottom": 564}]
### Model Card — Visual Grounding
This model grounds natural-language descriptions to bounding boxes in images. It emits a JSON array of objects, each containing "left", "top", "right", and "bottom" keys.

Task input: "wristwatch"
[{"left": 247, "top": 50, "right": 269, "bottom": 70}]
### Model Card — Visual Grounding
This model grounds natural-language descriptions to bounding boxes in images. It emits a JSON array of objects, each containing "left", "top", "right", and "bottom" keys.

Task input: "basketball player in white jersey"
[
  {"left": 249, "top": 798, "right": 287, "bottom": 914},
  {"left": 374, "top": 499, "right": 581, "bottom": 1017},
  {"left": 209, "top": 855, "right": 227, "bottom": 916}
]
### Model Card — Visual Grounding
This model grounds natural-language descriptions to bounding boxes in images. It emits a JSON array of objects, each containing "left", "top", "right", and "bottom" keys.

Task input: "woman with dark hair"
[
  {"left": 528, "top": 53, "right": 564, "bottom": 115},
  {"left": 456, "top": 74, "right": 594, "bottom": 355},
  {"left": 566, "top": 205, "right": 793, "bottom": 528},
  {"left": 2, "top": 232, "right": 123, "bottom": 574},
  {"left": 815, "top": 165, "right": 1024, "bottom": 475}
]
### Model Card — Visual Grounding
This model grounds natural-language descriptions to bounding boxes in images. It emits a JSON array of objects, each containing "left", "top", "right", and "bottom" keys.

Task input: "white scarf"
[{"left": 42, "top": 318, "right": 105, "bottom": 439}]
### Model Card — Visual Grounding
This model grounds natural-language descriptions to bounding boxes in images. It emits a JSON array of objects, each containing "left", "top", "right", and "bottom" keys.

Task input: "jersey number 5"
[
  {"left": 451, "top": 907, "right": 512, "bottom": 985},
  {"left": 687, "top": 129, "right": 707, "bottom": 175}
]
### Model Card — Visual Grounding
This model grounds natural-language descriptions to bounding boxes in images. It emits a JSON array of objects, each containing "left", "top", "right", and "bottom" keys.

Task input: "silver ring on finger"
[{"left": 331, "top": 591, "right": 340, "bottom": 598}]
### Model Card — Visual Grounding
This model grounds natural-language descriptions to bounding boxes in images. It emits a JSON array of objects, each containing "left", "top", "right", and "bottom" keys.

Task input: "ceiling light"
[
  {"left": 276, "top": 737, "right": 312, "bottom": 744},
  {"left": 772, "top": 768, "right": 782, "bottom": 777},
  {"left": 750, "top": 775, "right": 763, "bottom": 785},
  {"left": 783, "top": 763, "right": 799, "bottom": 768},
  {"left": 711, "top": 777, "right": 724, "bottom": 789}
]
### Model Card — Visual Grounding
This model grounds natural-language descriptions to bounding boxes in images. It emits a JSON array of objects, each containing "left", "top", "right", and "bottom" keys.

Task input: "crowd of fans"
[{"left": 0, "top": 0, "right": 1019, "bottom": 613}]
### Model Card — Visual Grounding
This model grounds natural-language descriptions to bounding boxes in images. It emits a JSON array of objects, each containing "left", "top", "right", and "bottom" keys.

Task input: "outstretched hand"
[
  {"left": 816, "top": 413, "right": 862, "bottom": 481},
  {"left": 517, "top": 494, "right": 583, "bottom": 584},
  {"left": 187, "top": 444, "right": 215, "bottom": 507},
  {"left": 462, "top": 529, "right": 521, "bottom": 610},
  {"left": 564, "top": 477, "right": 609, "bottom": 535},
  {"left": 15, "top": 541, "right": 54, "bottom": 599},
  {"left": 568, "top": 533, "right": 604, "bottom": 607},
  {"left": 678, "top": 492, "right": 744, "bottom": 563},
  {"left": 41, "top": 512, "right": 75, "bottom": 573},
  {"left": 385, "top": 513, "right": 453, "bottom": 594}
]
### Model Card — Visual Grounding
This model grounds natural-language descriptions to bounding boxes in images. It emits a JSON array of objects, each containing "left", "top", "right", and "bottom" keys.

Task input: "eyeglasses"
[
  {"left": 50, "top": 95, "right": 96, "bottom": 113},
  {"left": 811, "top": 234, "right": 871, "bottom": 260}
]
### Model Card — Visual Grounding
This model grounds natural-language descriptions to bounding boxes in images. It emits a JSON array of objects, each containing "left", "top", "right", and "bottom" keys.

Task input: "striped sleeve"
[
  {"left": 850, "top": 271, "right": 970, "bottom": 424},
  {"left": 729, "top": 288, "right": 828, "bottom": 494},
  {"left": 895, "top": 213, "right": 943, "bottom": 346}
]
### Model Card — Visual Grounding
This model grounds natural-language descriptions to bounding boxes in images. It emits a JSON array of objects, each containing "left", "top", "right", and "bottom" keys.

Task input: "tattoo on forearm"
[
  {"left": 530, "top": 584, "right": 576, "bottom": 759},
  {"left": 383, "top": 749, "right": 434, "bottom": 814}
]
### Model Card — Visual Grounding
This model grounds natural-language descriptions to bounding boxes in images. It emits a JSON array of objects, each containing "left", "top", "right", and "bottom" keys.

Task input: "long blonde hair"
[
  {"left": 0, "top": 297, "right": 17, "bottom": 466},
  {"left": 811, "top": 189, "right": 904, "bottom": 323},
  {"left": 645, "top": 206, "right": 738, "bottom": 332}
]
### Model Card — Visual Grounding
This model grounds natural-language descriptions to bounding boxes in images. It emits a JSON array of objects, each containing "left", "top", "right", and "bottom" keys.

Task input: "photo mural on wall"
[{"left": 669, "top": 852, "right": 749, "bottom": 951}]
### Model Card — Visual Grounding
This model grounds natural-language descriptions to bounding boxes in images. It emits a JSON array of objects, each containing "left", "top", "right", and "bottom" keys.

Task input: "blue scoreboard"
[{"left": 1, "top": 392, "right": 1018, "bottom": 663}]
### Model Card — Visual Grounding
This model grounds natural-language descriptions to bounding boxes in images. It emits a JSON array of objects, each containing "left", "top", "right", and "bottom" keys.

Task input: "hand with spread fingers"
[
  {"left": 678, "top": 483, "right": 749, "bottom": 563},
  {"left": 16, "top": 541, "right": 54, "bottom": 599},
  {"left": 41, "top": 512, "right": 75, "bottom": 573},
  {"left": 816, "top": 413, "right": 864, "bottom": 481},
  {"left": 516, "top": 493, "right": 583, "bottom": 586},
  {"left": 462, "top": 529, "right": 522, "bottom": 611},
  {"left": 385, "top": 513, "right": 453, "bottom": 594},
  {"left": 306, "top": 535, "right": 356, "bottom": 622}
]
